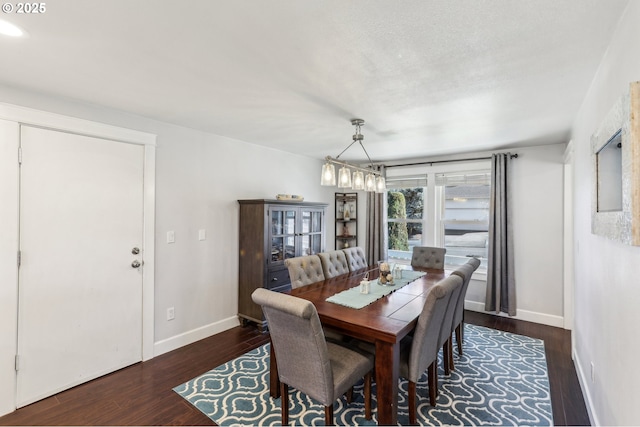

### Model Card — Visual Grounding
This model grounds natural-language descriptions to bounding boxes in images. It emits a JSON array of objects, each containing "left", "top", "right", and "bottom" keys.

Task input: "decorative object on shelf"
[
  {"left": 335, "top": 193, "right": 358, "bottom": 249},
  {"left": 276, "top": 194, "right": 304, "bottom": 201},
  {"left": 320, "top": 119, "right": 386, "bottom": 192},
  {"left": 378, "top": 261, "right": 393, "bottom": 285}
]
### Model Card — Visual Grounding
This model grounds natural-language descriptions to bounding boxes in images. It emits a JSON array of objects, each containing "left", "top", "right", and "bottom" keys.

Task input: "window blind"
[
  {"left": 385, "top": 175, "right": 428, "bottom": 189},
  {"left": 435, "top": 171, "right": 491, "bottom": 186}
]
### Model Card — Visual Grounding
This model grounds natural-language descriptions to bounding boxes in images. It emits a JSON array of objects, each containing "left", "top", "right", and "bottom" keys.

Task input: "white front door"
[{"left": 16, "top": 125, "right": 145, "bottom": 407}]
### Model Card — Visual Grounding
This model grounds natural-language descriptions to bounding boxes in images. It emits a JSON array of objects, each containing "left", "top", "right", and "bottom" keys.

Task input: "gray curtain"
[
  {"left": 485, "top": 153, "right": 516, "bottom": 316},
  {"left": 366, "top": 165, "right": 388, "bottom": 266}
]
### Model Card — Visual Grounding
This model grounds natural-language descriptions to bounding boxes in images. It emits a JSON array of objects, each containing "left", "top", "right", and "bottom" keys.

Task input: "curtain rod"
[{"left": 384, "top": 153, "right": 518, "bottom": 169}]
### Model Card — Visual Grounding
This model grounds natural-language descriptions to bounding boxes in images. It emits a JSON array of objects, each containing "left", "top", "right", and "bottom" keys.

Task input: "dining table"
[{"left": 269, "top": 264, "right": 448, "bottom": 426}]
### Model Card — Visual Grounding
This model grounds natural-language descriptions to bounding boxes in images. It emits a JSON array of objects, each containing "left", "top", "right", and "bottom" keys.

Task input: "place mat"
[{"left": 326, "top": 270, "right": 426, "bottom": 309}]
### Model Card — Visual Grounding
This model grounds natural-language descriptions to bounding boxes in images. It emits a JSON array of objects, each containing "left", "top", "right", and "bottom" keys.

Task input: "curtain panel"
[
  {"left": 366, "top": 165, "right": 387, "bottom": 266},
  {"left": 485, "top": 153, "right": 516, "bottom": 316}
]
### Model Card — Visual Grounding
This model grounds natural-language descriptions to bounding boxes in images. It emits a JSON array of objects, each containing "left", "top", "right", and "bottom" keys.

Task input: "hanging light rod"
[
  {"left": 323, "top": 156, "right": 383, "bottom": 176},
  {"left": 321, "top": 119, "right": 386, "bottom": 192}
]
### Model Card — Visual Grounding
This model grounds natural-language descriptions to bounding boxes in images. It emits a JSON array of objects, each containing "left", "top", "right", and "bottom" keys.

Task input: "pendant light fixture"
[{"left": 320, "top": 119, "right": 385, "bottom": 192}]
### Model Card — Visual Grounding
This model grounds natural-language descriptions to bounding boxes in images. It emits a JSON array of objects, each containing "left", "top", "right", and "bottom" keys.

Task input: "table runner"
[{"left": 326, "top": 270, "right": 426, "bottom": 309}]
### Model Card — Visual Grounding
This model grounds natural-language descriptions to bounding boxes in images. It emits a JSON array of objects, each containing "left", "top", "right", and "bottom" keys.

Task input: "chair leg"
[
  {"left": 345, "top": 386, "right": 353, "bottom": 403},
  {"left": 364, "top": 372, "right": 372, "bottom": 420},
  {"left": 408, "top": 380, "right": 417, "bottom": 425},
  {"left": 280, "top": 382, "right": 289, "bottom": 425},
  {"left": 324, "top": 404, "right": 334, "bottom": 425},
  {"left": 428, "top": 362, "right": 437, "bottom": 406},
  {"left": 443, "top": 339, "right": 450, "bottom": 375},
  {"left": 455, "top": 323, "right": 463, "bottom": 356},
  {"left": 448, "top": 338, "right": 455, "bottom": 371}
]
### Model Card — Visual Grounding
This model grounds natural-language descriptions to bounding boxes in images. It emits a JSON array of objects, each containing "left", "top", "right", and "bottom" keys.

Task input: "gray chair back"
[
  {"left": 405, "top": 274, "right": 462, "bottom": 382},
  {"left": 251, "top": 288, "right": 334, "bottom": 403},
  {"left": 467, "top": 256, "right": 481, "bottom": 270},
  {"left": 411, "top": 246, "right": 446, "bottom": 269},
  {"left": 450, "top": 263, "right": 475, "bottom": 330},
  {"left": 318, "top": 250, "right": 350, "bottom": 278},
  {"left": 342, "top": 246, "right": 368, "bottom": 271},
  {"left": 251, "top": 288, "right": 373, "bottom": 424},
  {"left": 284, "top": 255, "right": 325, "bottom": 289},
  {"left": 438, "top": 272, "right": 462, "bottom": 349}
]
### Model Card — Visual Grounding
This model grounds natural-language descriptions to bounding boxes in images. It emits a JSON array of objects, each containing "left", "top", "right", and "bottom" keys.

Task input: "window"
[
  {"left": 439, "top": 172, "right": 490, "bottom": 270},
  {"left": 385, "top": 163, "right": 491, "bottom": 272}
]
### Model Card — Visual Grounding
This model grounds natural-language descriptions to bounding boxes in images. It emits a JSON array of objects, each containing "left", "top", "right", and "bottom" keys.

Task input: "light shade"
[
  {"left": 352, "top": 171, "right": 364, "bottom": 190},
  {"left": 375, "top": 176, "right": 386, "bottom": 193},
  {"left": 338, "top": 166, "right": 352, "bottom": 188},
  {"left": 364, "top": 173, "right": 376, "bottom": 192},
  {"left": 321, "top": 162, "right": 336, "bottom": 186},
  {"left": 0, "top": 20, "right": 25, "bottom": 37}
]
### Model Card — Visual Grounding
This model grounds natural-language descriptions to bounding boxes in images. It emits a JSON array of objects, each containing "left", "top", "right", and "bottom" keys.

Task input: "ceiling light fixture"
[
  {"left": 0, "top": 19, "right": 26, "bottom": 37},
  {"left": 320, "top": 119, "right": 386, "bottom": 193}
]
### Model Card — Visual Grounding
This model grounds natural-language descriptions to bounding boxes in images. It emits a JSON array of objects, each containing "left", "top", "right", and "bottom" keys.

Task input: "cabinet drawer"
[{"left": 267, "top": 268, "right": 290, "bottom": 290}]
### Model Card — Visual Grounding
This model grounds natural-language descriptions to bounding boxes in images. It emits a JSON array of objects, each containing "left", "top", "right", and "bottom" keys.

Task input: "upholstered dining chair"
[
  {"left": 438, "top": 270, "right": 463, "bottom": 375},
  {"left": 284, "top": 254, "right": 346, "bottom": 343},
  {"left": 450, "top": 258, "right": 481, "bottom": 356},
  {"left": 342, "top": 247, "right": 368, "bottom": 271},
  {"left": 411, "top": 246, "right": 447, "bottom": 269},
  {"left": 251, "top": 288, "right": 373, "bottom": 426},
  {"left": 318, "top": 250, "right": 350, "bottom": 279},
  {"left": 399, "top": 274, "right": 463, "bottom": 425},
  {"left": 284, "top": 255, "right": 325, "bottom": 289}
]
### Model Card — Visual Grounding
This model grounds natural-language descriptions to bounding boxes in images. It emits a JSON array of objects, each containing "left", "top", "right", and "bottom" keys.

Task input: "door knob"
[
  {"left": 132, "top": 247, "right": 140, "bottom": 255},
  {"left": 131, "top": 260, "right": 141, "bottom": 268}
]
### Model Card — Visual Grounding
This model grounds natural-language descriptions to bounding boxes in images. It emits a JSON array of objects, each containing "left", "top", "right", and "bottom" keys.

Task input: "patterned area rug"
[{"left": 173, "top": 324, "right": 552, "bottom": 426}]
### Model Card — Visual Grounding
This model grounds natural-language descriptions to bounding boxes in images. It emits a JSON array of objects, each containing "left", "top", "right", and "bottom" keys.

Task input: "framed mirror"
[{"left": 591, "top": 81, "right": 640, "bottom": 245}]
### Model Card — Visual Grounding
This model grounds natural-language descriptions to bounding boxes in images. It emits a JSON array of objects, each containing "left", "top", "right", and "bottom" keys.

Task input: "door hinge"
[
  {"left": 18, "top": 147, "right": 22, "bottom": 165},
  {"left": 17, "top": 250, "right": 21, "bottom": 268},
  {"left": 15, "top": 355, "right": 20, "bottom": 371}
]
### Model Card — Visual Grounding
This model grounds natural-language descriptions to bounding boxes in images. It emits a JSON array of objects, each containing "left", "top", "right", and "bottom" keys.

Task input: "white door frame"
[
  {"left": 0, "top": 102, "right": 156, "bottom": 364},
  {"left": 563, "top": 141, "right": 574, "bottom": 333}
]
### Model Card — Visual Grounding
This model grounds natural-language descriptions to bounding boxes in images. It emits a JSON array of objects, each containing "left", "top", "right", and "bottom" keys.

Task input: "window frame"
[{"left": 385, "top": 160, "right": 491, "bottom": 278}]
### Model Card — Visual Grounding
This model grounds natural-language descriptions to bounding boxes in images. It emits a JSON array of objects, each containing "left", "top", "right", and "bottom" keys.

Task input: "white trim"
[
  {"left": 142, "top": 145, "right": 155, "bottom": 361},
  {"left": 0, "top": 102, "right": 156, "bottom": 146},
  {"left": 563, "top": 141, "right": 575, "bottom": 332},
  {"left": 0, "top": 102, "right": 157, "bottom": 372},
  {"left": 464, "top": 300, "right": 565, "bottom": 328},
  {"left": 153, "top": 316, "right": 241, "bottom": 357},
  {"left": 573, "top": 348, "right": 597, "bottom": 426}
]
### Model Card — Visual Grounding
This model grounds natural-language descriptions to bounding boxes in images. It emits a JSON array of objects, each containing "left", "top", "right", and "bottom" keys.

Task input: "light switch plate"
[
  {"left": 167, "top": 231, "right": 175, "bottom": 244},
  {"left": 198, "top": 229, "right": 206, "bottom": 241}
]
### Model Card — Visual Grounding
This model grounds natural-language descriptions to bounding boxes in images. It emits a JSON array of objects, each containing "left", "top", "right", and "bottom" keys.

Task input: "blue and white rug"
[{"left": 173, "top": 324, "right": 552, "bottom": 426}]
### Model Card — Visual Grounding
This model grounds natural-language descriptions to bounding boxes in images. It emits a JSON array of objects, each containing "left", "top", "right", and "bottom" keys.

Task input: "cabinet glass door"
[
  {"left": 270, "top": 208, "right": 297, "bottom": 263},
  {"left": 300, "top": 209, "right": 323, "bottom": 255}
]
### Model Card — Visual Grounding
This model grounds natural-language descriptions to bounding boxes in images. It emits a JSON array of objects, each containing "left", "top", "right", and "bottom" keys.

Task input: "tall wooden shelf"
[
  {"left": 237, "top": 199, "right": 327, "bottom": 330},
  {"left": 335, "top": 192, "right": 358, "bottom": 250}
]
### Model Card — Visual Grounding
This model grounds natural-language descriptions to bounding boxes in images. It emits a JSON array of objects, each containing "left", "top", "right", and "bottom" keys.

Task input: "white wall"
[
  {"left": 0, "top": 86, "right": 336, "bottom": 415},
  {"left": 460, "top": 145, "right": 566, "bottom": 327},
  {"left": 570, "top": 2, "right": 640, "bottom": 425}
]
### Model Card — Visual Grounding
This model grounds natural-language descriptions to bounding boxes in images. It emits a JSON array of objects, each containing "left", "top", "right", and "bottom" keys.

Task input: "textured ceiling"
[{"left": 0, "top": 0, "right": 630, "bottom": 162}]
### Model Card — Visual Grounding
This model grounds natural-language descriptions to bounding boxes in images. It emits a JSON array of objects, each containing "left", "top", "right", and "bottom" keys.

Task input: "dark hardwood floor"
[{"left": 0, "top": 311, "right": 590, "bottom": 426}]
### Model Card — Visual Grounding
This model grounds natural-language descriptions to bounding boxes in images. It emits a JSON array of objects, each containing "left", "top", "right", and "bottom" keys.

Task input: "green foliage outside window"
[{"left": 387, "top": 192, "right": 409, "bottom": 250}]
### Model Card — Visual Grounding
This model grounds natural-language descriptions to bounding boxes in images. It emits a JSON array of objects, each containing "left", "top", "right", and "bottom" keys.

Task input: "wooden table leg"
[
  {"left": 269, "top": 339, "right": 280, "bottom": 398},
  {"left": 375, "top": 340, "right": 399, "bottom": 425}
]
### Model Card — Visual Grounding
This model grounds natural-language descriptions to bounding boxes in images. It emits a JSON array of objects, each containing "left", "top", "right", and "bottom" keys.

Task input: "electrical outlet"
[
  {"left": 167, "top": 307, "right": 175, "bottom": 321},
  {"left": 590, "top": 362, "right": 595, "bottom": 383}
]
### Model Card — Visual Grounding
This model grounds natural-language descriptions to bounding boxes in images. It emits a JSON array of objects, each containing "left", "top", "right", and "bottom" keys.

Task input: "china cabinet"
[
  {"left": 335, "top": 192, "right": 358, "bottom": 250},
  {"left": 237, "top": 199, "right": 327, "bottom": 330}
]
